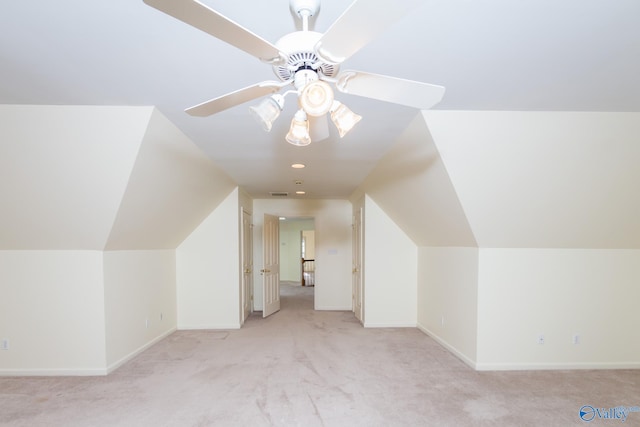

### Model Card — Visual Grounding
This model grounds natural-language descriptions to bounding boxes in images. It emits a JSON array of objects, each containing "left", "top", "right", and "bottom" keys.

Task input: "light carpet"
[{"left": 1, "top": 282, "right": 639, "bottom": 426}]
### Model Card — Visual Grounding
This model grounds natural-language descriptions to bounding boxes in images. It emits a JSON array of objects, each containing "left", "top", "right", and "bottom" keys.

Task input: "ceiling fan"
[{"left": 143, "top": 0, "right": 445, "bottom": 146}]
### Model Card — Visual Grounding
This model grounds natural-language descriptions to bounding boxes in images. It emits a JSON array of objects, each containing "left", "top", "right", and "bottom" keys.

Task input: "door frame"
[
  {"left": 352, "top": 207, "right": 364, "bottom": 323},
  {"left": 240, "top": 208, "right": 253, "bottom": 324}
]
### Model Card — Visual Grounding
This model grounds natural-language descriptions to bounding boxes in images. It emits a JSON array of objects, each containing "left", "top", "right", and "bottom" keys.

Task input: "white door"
[
  {"left": 262, "top": 214, "right": 280, "bottom": 318},
  {"left": 352, "top": 207, "right": 364, "bottom": 323},
  {"left": 241, "top": 209, "right": 253, "bottom": 324}
]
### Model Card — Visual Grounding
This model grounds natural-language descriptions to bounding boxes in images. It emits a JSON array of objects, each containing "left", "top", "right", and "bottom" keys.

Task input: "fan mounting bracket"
[{"left": 290, "top": 0, "right": 320, "bottom": 19}]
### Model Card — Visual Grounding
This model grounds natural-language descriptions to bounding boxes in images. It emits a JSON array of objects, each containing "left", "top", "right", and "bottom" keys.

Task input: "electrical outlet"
[
  {"left": 537, "top": 334, "right": 545, "bottom": 345},
  {"left": 145, "top": 318, "right": 149, "bottom": 329},
  {"left": 441, "top": 316, "right": 445, "bottom": 327},
  {"left": 572, "top": 334, "right": 580, "bottom": 345},
  {"left": 1, "top": 339, "right": 9, "bottom": 350}
]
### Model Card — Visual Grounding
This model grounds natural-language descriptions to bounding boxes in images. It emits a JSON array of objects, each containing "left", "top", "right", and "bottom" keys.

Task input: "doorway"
[
  {"left": 249, "top": 200, "right": 355, "bottom": 323},
  {"left": 301, "top": 229, "right": 315, "bottom": 287},
  {"left": 278, "top": 216, "right": 315, "bottom": 303}
]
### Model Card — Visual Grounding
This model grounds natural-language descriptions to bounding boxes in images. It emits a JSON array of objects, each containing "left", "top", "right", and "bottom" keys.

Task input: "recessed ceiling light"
[
  {"left": 296, "top": 191, "right": 306, "bottom": 195},
  {"left": 291, "top": 163, "right": 305, "bottom": 169},
  {"left": 279, "top": 217, "right": 286, "bottom": 221}
]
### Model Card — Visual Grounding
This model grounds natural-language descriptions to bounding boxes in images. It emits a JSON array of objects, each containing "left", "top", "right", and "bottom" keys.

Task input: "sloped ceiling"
[
  {"left": 425, "top": 111, "right": 640, "bottom": 249},
  {"left": 0, "top": 105, "right": 235, "bottom": 250},
  {"left": 105, "top": 108, "right": 236, "bottom": 250},
  {"left": 356, "top": 111, "right": 640, "bottom": 249},
  {"left": 0, "top": 105, "right": 150, "bottom": 250},
  {"left": 354, "top": 113, "right": 477, "bottom": 247}
]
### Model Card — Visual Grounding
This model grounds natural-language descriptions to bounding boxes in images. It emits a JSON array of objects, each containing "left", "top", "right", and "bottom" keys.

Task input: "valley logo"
[{"left": 579, "top": 405, "right": 640, "bottom": 423}]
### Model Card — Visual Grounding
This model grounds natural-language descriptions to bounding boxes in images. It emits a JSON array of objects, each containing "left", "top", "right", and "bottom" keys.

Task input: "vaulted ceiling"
[
  {"left": 357, "top": 111, "right": 640, "bottom": 248},
  {"left": 1, "top": 0, "right": 639, "bottom": 199},
  {"left": 0, "top": 105, "right": 235, "bottom": 250}
]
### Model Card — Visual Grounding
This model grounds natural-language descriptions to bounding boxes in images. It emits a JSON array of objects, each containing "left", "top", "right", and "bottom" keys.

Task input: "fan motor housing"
[{"left": 273, "top": 31, "right": 338, "bottom": 81}]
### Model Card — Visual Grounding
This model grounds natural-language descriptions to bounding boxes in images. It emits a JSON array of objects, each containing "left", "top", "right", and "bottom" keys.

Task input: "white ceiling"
[{"left": 1, "top": 0, "right": 639, "bottom": 199}]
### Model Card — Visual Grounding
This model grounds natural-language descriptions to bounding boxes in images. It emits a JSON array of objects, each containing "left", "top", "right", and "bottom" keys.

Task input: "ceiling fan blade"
[
  {"left": 185, "top": 81, "right": 284, "bottom": 117},
  {"left": 309, "top": 115, "right": 330, "bottom": 142},
  {"left": 335, "top": 70, "right": 445, "bottom": 110},
  {"left": 314, "top": 0, "right": 425, "bottom": 64},
  {"left": 143, "top": 0, "right": 286, "bottom": 65}
]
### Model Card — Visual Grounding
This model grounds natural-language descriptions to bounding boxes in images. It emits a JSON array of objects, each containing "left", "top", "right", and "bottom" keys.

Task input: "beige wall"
[
  {"left": 363, "top": 196, "right": 417, "bottom": 327},
  {"left": 0, "top": 251, "right": 107, "bottom": 375},
  {"left": 417, "top": 247, "right": 479, "bottom": 367},
  {"left": 176, "top": 188, "right": 240, "bottom": 329},
  {"left": 103, "top": 250, "right": 177, "bottom": 371},
  {"left": 0, "top": 105, "right": 237, "bottom": 375},
  {"left": 302, "top": 230, "right": 315, "bottom": 260},
  {"left": 353, "top": 111, "right": 640, "bottom": 369},
  {"left": 477, "top": 248, "right": 640, "bottom": 370},
  {"left": 4, "top": 105, "right": 640, "bottom": 374},
  {"left": 352, "top": 113, "right": 475, "bottom": 330}
]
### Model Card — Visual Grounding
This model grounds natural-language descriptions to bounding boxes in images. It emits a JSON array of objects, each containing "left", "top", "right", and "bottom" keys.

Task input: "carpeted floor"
[{"left": 1, "top": 282, "right": 639, "bottom": 426}]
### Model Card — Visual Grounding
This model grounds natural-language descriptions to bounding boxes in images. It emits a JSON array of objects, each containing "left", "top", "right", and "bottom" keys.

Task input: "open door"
[
  {"left": 352, "top": 207, "right": 364, "bottom": 323},
  {"left": 262, "top": 213, "right": 280, "bottom": 317}
]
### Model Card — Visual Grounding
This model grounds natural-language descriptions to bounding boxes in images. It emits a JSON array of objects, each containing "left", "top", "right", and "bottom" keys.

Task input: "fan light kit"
[{"left": 143, "top": 0, "right": 445, "bottom": 146}]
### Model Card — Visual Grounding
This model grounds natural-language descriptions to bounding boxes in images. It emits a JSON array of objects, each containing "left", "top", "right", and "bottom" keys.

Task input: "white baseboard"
[
  {"left": 416, "top": 323, "right": 477, "bottom": 370},
  {"left": 315, "top": 306, "right": 352, "bottom": 311},
  {"left": 106, "top": 327, "right": 177, "bottom": 374},
  {"left": 0, "top": 368, "right": 108, "bottom": 377},
  {"left": 417, "top": 323, "right": 640, "bottom": 371},
  {"left": 0, "top": 328, "right": 178, "bottom": 377},
  {"left": 364, "top": 322, "right": 417, "bottom": 328},
  {"left": 475, "top": 362, "right": 640, "bottom": 371},
  {"left": 177, "top": 324, "right": 241, "bottom": 330}
]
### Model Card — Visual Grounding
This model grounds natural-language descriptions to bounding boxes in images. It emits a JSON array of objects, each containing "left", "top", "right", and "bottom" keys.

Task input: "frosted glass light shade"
[
  {"left": 286, "top": 110, "right": 311, "bottom": 146},
  {"left": 249, "top": 95, "right": 284, "bottom": 132},
  {"left": 330, "top": 101, "right": 362, "bottom": 137},
  {"left": 300, "top": 81, "right": 334, "bottom": 116}
]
